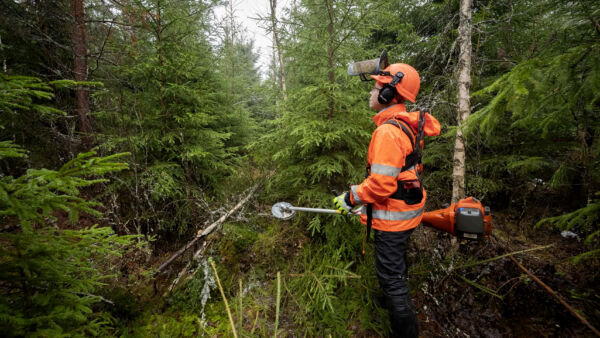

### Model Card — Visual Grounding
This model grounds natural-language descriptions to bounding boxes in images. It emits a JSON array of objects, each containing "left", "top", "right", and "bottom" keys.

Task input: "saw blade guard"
[{"left": 271, "top": 202, "right": 295, "bottom": 220}]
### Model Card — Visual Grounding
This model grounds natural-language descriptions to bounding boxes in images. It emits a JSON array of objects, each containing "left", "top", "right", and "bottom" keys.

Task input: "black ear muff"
[
  {"left": 378, "top": 85, "right": 396, "bottom": 104},
  {"left": 377, "top": 71, "right": 405, "bottom": 105}
]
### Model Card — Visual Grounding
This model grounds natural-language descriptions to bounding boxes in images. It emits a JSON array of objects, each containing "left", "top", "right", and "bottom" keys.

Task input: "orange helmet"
[{"left": 371, "top": 63, "right": 420, "bottom": 103}]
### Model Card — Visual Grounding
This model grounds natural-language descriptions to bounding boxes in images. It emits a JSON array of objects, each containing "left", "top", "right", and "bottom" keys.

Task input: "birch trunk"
[
  {"left": 70, "top": 0, "right": 93, "bottom": 148},
  {"left": 452, "top": 0, "right": 472, "bottom": 203}
]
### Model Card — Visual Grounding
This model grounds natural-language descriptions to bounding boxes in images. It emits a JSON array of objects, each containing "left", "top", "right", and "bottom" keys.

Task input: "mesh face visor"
[{"left": 347, "top": 50, "right": 389, "bottom": 81}]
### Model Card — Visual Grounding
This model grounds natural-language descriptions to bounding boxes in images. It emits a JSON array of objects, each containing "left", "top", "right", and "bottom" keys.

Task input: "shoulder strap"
[
  {"left": 382, "top": 119, "right": 415, "bottom": 149},
  {"left": 383, "top": 109, "right": 427, "bottom": 172},
  {"left": 414, "top": 108, "right": 426, "bottom": 162}
]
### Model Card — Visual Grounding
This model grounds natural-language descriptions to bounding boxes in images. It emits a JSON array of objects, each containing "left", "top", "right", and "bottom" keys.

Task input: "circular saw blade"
[{"left": 272, "top": 202, "right": 295, "bottom": 220}]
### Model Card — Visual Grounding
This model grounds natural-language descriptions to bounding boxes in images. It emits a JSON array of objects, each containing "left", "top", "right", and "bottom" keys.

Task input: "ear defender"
[
  {"left": 377, "top": 71, "right": 405, "bottom": 105},
  {"left": 377, "top": 85, "right": 396, "bottom": 104}
]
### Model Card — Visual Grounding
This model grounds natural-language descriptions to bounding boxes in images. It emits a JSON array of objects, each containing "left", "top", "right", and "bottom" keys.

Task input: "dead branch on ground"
[
  {"left": 509, "top": 256, "right": 600, "bottom": 337},
  {"left": 154, "top": 184, "right": 259, "bottom": 276}
]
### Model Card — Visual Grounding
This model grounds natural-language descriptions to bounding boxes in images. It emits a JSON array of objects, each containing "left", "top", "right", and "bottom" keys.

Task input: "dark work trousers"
[{"left": 374, "top": 228, "right": 418, "bottom": 338}]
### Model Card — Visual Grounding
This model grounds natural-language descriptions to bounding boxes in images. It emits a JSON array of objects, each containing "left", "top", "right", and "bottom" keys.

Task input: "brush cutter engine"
[{"left": 421, "top": 197, "right": 492, "bottom": 240}]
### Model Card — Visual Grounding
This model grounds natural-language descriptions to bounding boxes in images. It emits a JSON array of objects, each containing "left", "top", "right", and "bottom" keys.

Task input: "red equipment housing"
[{"left": 421, "top": 197, "right": 492, "bottom": 240}]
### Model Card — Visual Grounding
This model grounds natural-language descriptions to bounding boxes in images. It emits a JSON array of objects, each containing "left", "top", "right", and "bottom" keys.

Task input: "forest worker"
[{"left": 333, "top": 51, "right": 441, "bottom": 337}]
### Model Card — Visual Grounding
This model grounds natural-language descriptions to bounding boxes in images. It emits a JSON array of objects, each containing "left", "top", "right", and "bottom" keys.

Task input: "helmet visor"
[{"left": 347, "top": 50, "right": 389, "bottom": 81}]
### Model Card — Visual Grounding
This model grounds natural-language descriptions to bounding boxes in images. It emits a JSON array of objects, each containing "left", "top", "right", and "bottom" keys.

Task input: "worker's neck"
[
  {"left": 373, "top": 103, "right": 407, "bottom": 126},
  {"left": 378, "top": 103, "right": 396, "bottom": 113},
  {"left": 377, "top": 102, "right": 406, "bottom": 114}
]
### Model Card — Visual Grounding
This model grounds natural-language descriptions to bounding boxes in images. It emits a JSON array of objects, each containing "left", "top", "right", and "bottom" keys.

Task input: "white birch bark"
[{"left": 452, "top": 0, "right": 472, "bottom": 203}]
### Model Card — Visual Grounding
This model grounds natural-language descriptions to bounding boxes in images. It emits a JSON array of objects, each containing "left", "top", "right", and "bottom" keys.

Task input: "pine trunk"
[
  {"left": 69, "top": 0, "right": 92, "bottom": 147},
  {"left": 452, "top": 0, "right": 472, "bottom": 203}
]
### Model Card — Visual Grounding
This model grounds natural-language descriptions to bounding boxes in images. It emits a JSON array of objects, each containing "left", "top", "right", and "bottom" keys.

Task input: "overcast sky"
[{"left": 212, "top": 0, "right": 291, "bottom": 78}]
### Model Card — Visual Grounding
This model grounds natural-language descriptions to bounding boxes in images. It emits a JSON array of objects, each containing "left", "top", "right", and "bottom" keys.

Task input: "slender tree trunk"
[
  {"left": 270, "top": 0, "right": 287, "bottom": 101},
  {"left": 1, "top": 34, "right": 6, "bottom": 73},
  {"left": 229, "top": 0, "right": 235, "bottom": 93},
  {"left": 452, "top": 0, "right": 472, "bottom": 203},
  {"left": 70, "top": 0, "right": 92, "bottom": 148},
  {"left": 270, "top": 3, "right": 278, "bottom": 90},
  {"left": 156, "top": 2, "right": 165, "bottom": 113},
  {"left": 123, "top": 1, "right": 138, "bottom": 52},
  {"left": 271, "top": 41, "right": 278, "bottom": 91},
  {"left": 326, "top": 0, "right": 335, "bottom": 119}
]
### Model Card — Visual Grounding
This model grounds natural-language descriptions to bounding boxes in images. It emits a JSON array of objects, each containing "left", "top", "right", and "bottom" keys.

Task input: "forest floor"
[
  {"left": 411, "top": 211, "right": 599, "bottom": 337},
  {"left": 114, "top": 201, "right": 600, "bottom": 337}
]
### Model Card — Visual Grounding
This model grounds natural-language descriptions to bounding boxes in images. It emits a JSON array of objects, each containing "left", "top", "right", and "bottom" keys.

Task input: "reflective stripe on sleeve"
[
  {"left": 371, "top": 207, "right": 424, "bottom": 221},
  {"left": 351, "top": 185, "right": 362, "bottom": 205},
  {"left": 370, "top": 163, "right": 402, "bottom": 177}
]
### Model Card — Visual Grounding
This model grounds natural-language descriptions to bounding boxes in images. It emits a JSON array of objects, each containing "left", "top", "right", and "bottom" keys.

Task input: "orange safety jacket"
[{"left": 349, "top": 104, "right": 441, "bottom": 232}]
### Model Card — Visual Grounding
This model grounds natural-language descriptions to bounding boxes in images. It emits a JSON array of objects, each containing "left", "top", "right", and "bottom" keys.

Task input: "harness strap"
[
  {"left": 383, "top": 109, "right": 427, "bottom": 201},
  {"left": 383, "top": 119, "right": 415, "bottom": 148},
  {"left": 382, "top": 118, "right": 419, "bottom": 171}
]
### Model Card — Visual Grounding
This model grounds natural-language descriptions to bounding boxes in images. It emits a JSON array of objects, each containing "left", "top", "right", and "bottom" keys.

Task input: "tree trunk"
[
  {"left": 156, "top": 2, "right": 165, "bottom": 113},
  {"left": 123, "top": 1, "right": 138, "bottom": 52},
  {"left": 229, "top": 0, "right": 235, "bottom": 93},
  {"left": 326, "top": 0, "right": 335, "bottom": 119},
  {"left": 270, "top": 0, "right": 287, "bottom": 101},
  {"left": 1, "top": 34, "right": 6, "bottom": 73},
  {"left": 452, "top": 0, "right": 472, "bottom": 203},
  {"left": 69, "top": 0, "right": 93, "bottom": 148}
]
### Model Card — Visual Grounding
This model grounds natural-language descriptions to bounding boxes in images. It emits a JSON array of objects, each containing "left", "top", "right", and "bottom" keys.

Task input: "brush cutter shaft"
[
  {"left": 271, "top": 201, "right": 360, "bottom": 220},
  {"left": 285, "top": 206, "right": 361, "bottom": 216},
  {"left": 287, "top": 206, "right": 343, "bottom": 214}
]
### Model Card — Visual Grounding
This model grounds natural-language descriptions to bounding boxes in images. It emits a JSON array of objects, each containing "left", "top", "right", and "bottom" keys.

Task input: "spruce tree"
[
  {"left": 90, "top": 0, "right": 255, "bottom": 234},
  {"left": 466, "top": 0, "right": 600, "bottom": 257},
  {"left": 0, "top": 75, "right": 138, "bottom": 336}
]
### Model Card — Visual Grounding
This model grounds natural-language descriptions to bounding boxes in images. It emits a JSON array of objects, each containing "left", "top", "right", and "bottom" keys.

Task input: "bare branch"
[{"left": 154, "top": 185, "right": 259, "bottom": 276}]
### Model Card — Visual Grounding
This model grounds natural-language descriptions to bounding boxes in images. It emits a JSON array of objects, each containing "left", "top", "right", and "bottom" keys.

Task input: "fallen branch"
[
  {"left": 164, "top": 240, "right": 209, "bottom": 296},
  {"left": 455, "top": 244, "right": 553, "bottom": 270},
  {"left": 75, "top": 292, "right": 115, "bottom": 305},
  {"left": 33, "top": 286, "right": 115, "bottom": 306},
  {"left": 154, "top": 185, "right": 259, "bottom": 276},
  {"left": 454, "top": 273, "right": 503, "bottom": 299},
  {"left": 509, "top": 256, "right": 600, "bottom": 337},
  {"left": 165, "top": 238, "right": 215, "bottom": 296}
]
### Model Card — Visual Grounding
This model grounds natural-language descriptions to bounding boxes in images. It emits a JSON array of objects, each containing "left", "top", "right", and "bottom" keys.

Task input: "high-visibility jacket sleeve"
[{"left": 350, "top": 124, "right": 413, "bottom": 205}]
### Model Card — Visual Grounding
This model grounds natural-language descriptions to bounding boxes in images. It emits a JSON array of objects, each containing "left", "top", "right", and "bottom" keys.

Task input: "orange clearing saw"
[
  {"left": 421, "top": 196, "right": 492, "bottom": 240},
  {"left": 272, "top": 196, "right": 492, "bottom": 240}
]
